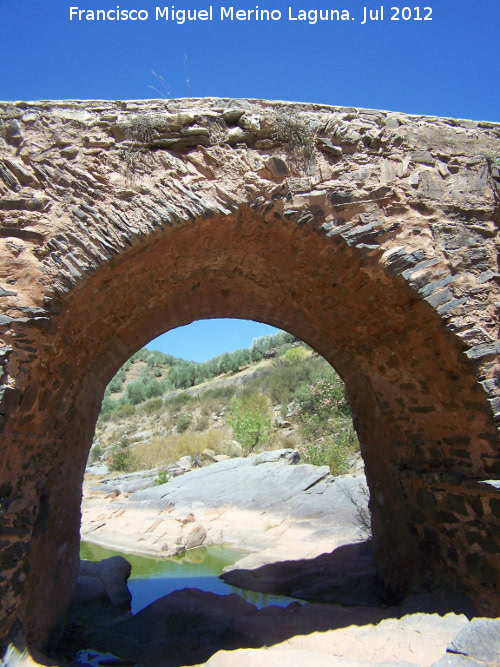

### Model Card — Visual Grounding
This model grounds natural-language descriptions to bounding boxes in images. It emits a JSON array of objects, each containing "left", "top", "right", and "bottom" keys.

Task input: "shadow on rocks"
[
  {"left": 222, "top": 541, "right": 479, "bottom": 617},
  {"left": 54, "top": 541, "right": 480, "bottom": 667},
  {"left": 222, "top": 540, "right": 397, "bottom": 607}
]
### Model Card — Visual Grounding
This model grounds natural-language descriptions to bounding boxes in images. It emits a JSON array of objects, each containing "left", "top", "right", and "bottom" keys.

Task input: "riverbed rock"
[
  {"left": 183, "top": 523, "right": 207, "bottom": 550},
  {"left": 200, "top": 648, "right": 420, "bottom": 667},
  {"left": 82, "top": 590, "right": 258, "bottom": 667},
  {"left": 91, "top": 469, "right": 160, "bottom": 495},
  {"left": 438, "top": 618, "right": 500, "bottom": 665},
  {"left": 80, "top": 556, "right": 132, "bottom": 610},
  {"left": 213, "top": 454, "right": 231, "bottom": 462},
  {"left": 81, "top": 450, "right": 370, "bottom": 565},
  {"left": 72, "top": 574, "right": 107, "bottom": 608},
  {"left": 201, "top": 448, "right": 217, "bottom": 463},
  {"left": 73, "top": 587, "right": 470, "bottom": 667},
  {"left": 221, "top": 540, "right": 397, "bottom": 607},
  {"left": 177, "top": 456, "right": 193, "bottom": 470},
  {"left": 131, "top": 449, "right": 336, "bottom": 516}
]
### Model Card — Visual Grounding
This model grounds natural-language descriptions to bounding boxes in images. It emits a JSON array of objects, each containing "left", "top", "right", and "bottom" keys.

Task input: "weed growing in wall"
[{"left": 272, "top": 111, "right": 316, "bottom": 173}]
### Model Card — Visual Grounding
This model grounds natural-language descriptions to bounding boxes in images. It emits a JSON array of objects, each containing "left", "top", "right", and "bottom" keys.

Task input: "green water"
[{"left": 80, "top": 541, "right": 298, "bottom": 613}]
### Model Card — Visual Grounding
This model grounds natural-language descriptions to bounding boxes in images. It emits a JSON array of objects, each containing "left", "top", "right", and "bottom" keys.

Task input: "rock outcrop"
[
  {"left": 66, "top": 455, "right": 500, "bottom": 667},
  {"left": 81, "top": 450, "right": 370, "bottom": 560}
]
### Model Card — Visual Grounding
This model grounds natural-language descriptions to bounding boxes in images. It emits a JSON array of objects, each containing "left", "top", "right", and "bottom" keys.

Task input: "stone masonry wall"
[{"left": 0, "top": 98, "right": 499, "bottom": 650}]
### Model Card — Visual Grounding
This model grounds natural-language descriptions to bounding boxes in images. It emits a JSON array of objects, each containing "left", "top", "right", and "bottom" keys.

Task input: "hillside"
[{"left": 89, "top": 332, "right": 360, "bottom": 477}]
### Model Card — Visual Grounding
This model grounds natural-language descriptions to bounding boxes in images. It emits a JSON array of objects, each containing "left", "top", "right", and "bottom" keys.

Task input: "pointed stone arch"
[{"left": 0, "top": 98, "right": 499, "bottom": 649}]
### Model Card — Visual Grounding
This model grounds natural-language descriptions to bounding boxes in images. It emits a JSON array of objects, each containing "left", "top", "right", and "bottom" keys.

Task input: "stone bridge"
[{"left": 0, "top": 98, "right": 499, "bottom": 651}]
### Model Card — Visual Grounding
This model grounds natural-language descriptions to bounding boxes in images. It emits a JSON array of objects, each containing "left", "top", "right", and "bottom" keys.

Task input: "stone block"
[{"left": 266, "top": 156, "right": 289, "bottom": 176}]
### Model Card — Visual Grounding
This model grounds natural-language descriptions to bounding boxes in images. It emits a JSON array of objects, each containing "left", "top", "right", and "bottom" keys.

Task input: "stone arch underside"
[{"left": 0, "top": 98, "right": 499, "bottom": 650}]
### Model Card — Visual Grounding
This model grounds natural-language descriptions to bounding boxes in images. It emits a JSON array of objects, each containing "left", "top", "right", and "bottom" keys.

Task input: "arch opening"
[{"left": 81, "top": 321, "right": 366, "bottom": 619}]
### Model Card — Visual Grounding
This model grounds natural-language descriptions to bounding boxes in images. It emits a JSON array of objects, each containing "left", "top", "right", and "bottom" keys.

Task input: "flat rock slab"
[
  {"left": 445, "top": 617, "right": 500, "bottom": 664},
  {"left": 131, "top": 449, "right": 367, "bottom": 524},
  {"left": 198, "top": 649, "right": 420, "bottom": 667},
  {"left": 81, "top": 450, "right": 369, "bottom": 561},
  {"left": 432, "top": 656, "right": 489, "bottom": 667}
]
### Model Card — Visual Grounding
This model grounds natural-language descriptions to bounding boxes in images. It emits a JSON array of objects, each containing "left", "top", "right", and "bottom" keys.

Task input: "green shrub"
[
  {"left": 166, "top": 393, "right": 194, "bottom": 409},
  {"left": 195, "top": 414, "right": 210, "bottom": 431},
  {"left": 108, "top": 377, "right": 124, "bottom": 393},
  {"left": 89, "top": 443, "right": 104, "bottom": 464},
  {"left": 281, "top": 346, "right": 309, "bottom": 363},
  {"left": 100, "top": 395, "right": 120, "bottom": 416},
  {"left": 108, "top": 445, "right": 135, "bottom": 472},
  {"left": 298, "top": 438, "right": 353, "bottom": 476},
  {"left": 273, "top": 113, "right": 314, "bottom": 150},
  {"left": 143, "top": 397, "right": 163, "bottom": 415},
  {"left": 167, "top": 364, "right": 197, "bottom": 389},
  {"left": 228, "top": 392, "right": 271, "bottom": 456},
  {"left": 296, "top": 374, "right": 351, "bottom": 421},
  {"left": 153, "top": 469, "right": 171, "bottom": 486},
  {"left": 126, "top": 380, "right": 147, "bottom": 405},
  {"left": 144, "top": 378, "right": 164, "bottom": 399},
  {"left": 201, "top": 385, "right": 236, "bottom": 401},
  {"left": 111, "top": 405, "right": 136, "bottom": 421},
  {"left": 266, "top": 352, "right": 320, "bottom": 407},
  {"left": 124, "top": 113, "right": 165, "bottom": 143},
  {"left": 294, "top": 371, "right": 359, "bottom": 475},
  {"left": 176, "top": 412, "right": 192, "bottom": 433}
]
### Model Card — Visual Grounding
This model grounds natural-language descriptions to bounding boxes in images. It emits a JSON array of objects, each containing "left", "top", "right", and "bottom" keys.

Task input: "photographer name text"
[{"left": 69, "top": 6, "right": 433, "bottom": 25}]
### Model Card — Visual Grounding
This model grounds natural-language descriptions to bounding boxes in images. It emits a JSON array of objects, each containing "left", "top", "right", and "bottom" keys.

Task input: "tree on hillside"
[{"left": 228, "top": 392, "right": 271, "bottom": 456}]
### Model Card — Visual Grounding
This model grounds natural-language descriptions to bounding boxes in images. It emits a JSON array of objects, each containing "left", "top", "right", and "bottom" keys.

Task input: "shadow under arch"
[{"left": 4, "top": 205, "right": 499, "bottom": 648}]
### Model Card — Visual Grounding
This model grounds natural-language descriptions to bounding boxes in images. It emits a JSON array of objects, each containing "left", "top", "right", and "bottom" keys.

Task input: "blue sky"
[
  {"left": 1, "top": 0, "right": 498, "bottom": 361},
  {"left": 1, "top": 1, "right": 498, "bottom": 120},
  {"left": 148, "top": 320, "right": 278, "bottom": 362}
]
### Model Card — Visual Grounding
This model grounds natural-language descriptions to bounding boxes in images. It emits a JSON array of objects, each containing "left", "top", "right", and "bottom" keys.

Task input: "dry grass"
[
  {"left": 195, "top": 414, "right": 210, "bottom": 431},
  {"left": 131, "top": 428, "right": 233, "bottom": 470},
  {"left": 201, "top": 398, "right": 222, "bottom": 416}
]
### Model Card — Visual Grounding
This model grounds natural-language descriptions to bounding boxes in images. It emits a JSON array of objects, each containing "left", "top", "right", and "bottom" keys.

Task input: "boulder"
[
  {"left": 213, "top": 454, "right": 230, "bottom": 462},
  {"left": 446, "top": 618, "right": 500, "bottom": 664},
  {"left": 80, "top": 556, "right": 132, "bottom": 610},
  {"left": 177, "top": 455, "right": 193, "bottom": 470},
  {"left": 184, "top": 524, "right": 207, "bottom": 550},
  {"left": 81, "top": 590, "right": 257, "bottom": 666}
]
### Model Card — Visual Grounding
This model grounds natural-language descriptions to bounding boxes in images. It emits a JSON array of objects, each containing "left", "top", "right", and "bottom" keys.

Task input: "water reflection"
[{"left": 80, "top": 541, "right": 300, "bottom": 613}]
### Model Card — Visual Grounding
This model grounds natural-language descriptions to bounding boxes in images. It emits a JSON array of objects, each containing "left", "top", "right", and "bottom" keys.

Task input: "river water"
[{"left": 80, "top": 541, "right": 298, "bottom": 613}]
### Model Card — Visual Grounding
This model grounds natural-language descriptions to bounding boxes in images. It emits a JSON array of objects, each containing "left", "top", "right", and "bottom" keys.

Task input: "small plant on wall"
[{"left": 272, "top": 111, "right": 316, "bottom": 173}]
